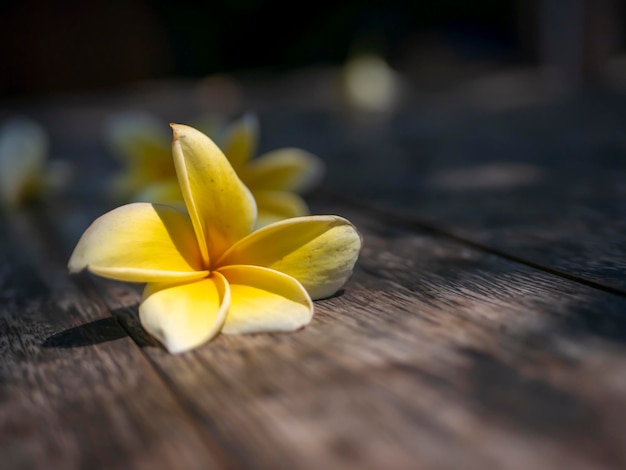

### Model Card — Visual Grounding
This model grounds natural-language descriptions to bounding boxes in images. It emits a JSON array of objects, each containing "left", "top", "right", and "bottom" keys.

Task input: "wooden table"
[{"left": 2, "top": 71, "right": 626, "bottom": 469}]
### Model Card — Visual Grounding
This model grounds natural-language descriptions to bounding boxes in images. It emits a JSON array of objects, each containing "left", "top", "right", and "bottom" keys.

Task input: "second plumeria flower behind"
[
  {"left": 222, "top": 114, "right": 325, "bottom": 227},
  {"left": 105, "top": 112, "right": 324, "bottom": 228},
  {"left": 69, "top": 124, "right": 361, "bottom": 353}
]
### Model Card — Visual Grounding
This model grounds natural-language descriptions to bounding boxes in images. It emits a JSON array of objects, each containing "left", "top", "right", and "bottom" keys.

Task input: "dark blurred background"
[
  {"left": 1, "top": 0, "right": 623, "bottom": 98},
  {"left": 2, "top": 0, "right": 626, "bottom": 270}
]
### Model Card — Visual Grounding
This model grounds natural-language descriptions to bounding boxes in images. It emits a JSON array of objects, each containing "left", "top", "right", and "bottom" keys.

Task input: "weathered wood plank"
[
  {"left": 9, "top": 77, "right": 626, "bottom": 293},
  {"left": 260, "top": 92, "right": 626, "bottom": 293},
  {"left": 353, "top": 174, "right": 626, "bottom": 294},
  {"left": 6, "top": 76, "right": 626, "bottom": 468},
  {"left": 0, "top": 210, "right": 227, "bottom": 469},
  {"left": 54, "top": 196, "right": 626, "bottom": 470}
]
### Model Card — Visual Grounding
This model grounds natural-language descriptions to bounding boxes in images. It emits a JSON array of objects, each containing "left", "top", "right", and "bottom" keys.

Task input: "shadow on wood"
[{"left": 41, "top": 317, "right": 127, "bottom": 348}]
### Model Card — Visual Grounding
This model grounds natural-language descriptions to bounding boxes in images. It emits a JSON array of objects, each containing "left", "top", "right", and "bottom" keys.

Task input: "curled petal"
[
  {"left": 140, "top": 274, "right": 229, "bottom": 353},
  {"left": 68, "top": 203, "right": 207, "bottom": 283},
  {"left": 254, "top": 190, "right": 310, "bottom": 228},
  {"left": 219, "top": 216, "right": 361, "bottom": 299},
  {"left": 0, "top": 118, "right": 47, "bottom": 206},
  {"left": 221, "top": 113, "right": 258, "bottom": 172},
  {"left": 218, "top": 265, "right": 312, "bottom": 334},
  {"left": 171, "top": 124, "right": 257, "bottom": 265},
  {"left": 244, "top": 148, "right": 325, "bottom": 193}
]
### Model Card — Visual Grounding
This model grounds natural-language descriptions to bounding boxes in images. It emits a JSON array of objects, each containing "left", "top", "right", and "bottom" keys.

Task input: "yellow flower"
[
  {"left": 0, "top": 117, "right": 71, "bottom": 207},
  {"left": 106, "top": 113, "right": 324, "bottom": 227},
  {"left": 105, "top": 112, "right": 183, "bottom": 203},
  {"left": 69, "top": 124, "right": 361, "bottom": 353},
  {"left": 219, "top": 114, "right": 325, "bottom": 227}
]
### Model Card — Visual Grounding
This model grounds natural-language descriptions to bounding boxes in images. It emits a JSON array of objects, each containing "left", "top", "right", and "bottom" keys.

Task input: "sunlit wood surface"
[{"left": 2, "top": 71, "right": 626, "bottom": 469}]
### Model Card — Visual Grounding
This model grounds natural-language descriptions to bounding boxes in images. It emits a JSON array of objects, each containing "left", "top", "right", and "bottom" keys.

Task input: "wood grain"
[
  {"left": 271, "top": 95, "right": 626, "bottom": 294},
  {"left": 10, "top": 74, "right": 626, "bottom": 293},
  {"left": 4, "top": 74, "right": 626, "bottom": 469},
  {"left": 0, "top": 210, "right": 226, "bottom": 469},
  {"left": 53, "top": 197, "right": 626, "bottom": 470},
  {"left": 356, "top": 175, "right": 626, "bottom": 294}
]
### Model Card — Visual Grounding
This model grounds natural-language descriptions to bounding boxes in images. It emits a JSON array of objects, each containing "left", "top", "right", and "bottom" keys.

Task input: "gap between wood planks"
[
  {"left": 17, "top": 193, "right": 626, "bottom": 468},
  {"left": 320, "top": 188, "right": 626, "bottom": 299}
]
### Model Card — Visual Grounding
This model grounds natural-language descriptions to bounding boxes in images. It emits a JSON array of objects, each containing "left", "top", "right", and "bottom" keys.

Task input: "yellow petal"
[
  {"left": 140, "top": 274, "right": 229, "bottom": 353},
  {"left": 171, "top": 124, "right": 257, "bottom": 265},
  {"left": 218, "top": 265, "right": 312, "bottom": 334},
  {"left": 253, "top": 190, "right": 310, "bottom": 228},
  {"left": 0, "top": 118, "right": 47, "bottom": 206},
  {"left": 221, "top": 113, "right": 258, "bottom": 172},
  {"left": 68, "top": 203, "right": 207, "bottom": 283},
  {"left": 243, "top": 148, "right": 325, "bottom": 193},
  {"left": 219, "top": 216, "right": 361, "bottom": 299}
]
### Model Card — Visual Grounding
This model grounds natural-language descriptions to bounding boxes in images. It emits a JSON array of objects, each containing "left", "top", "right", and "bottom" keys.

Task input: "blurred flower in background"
[
  {"left": 0, "top": 117, "right": 72, "bottom": 208},
  {"left": 219, "top": 115, "right": 325, "bottom": 227},
  {"left": 105, "top": 112, "right": 325, "bottom": 227},
  {"left": 343, "top": 52, "right": 404, "bottom": 113},
  {"left": 105, "top": 112, "right": 213, "bottom": 206}
]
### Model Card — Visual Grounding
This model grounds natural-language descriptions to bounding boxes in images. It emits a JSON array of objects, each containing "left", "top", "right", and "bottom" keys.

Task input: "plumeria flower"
[
  {"left": 218, "top": 114, "right": 325, "bottom": 227},
  {"left": 0, "top": 117, "right": 71, "bottom": 208},
  {"left": 105, "top": 113, "right": 225, "bottom": 205},
  {"left": 69, "top": 124, "right": 361, "bottom": 353},
  {"left": 106, "top": 112, "right": 324, "bottom": 227}
]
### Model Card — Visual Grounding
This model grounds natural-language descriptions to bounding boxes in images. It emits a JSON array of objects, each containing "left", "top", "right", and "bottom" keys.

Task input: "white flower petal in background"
[
  {"left": 0, "top": 117, "right": 48, "bottom": 207},
  {"left": 0, "top": 117, "right": 73, "bottom": 208}
]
